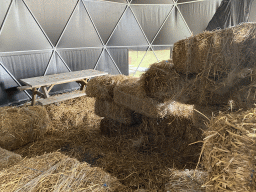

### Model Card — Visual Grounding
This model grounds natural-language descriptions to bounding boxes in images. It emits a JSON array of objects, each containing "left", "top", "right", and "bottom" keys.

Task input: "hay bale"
[
  {"left": 100, "top": 114, "right": 202, "bottom": 152},
  {"left": 99, "top": 118, "right": 131, "bottom": 137},
  {"left": 136, "top": 115, "right": 203, "bottom": 157},
  {"left": 173, "top": 31, "right": 215, "bottom": 74},
  {"left": 165, "top": 169, "right": 207, "bottom": 192},
  {"left": 95, "top": 99, "right": 141, "bottom": 125},
  {"left": 0, "top": 147, "right": 22, "bottom": 171},
  {"left": 139, "top": 60, "right": 186, "bottom": 102},
  {"left": 0, "top": 106, "right": 50, "bottom": 150},
  {"left": 173, "top": 26, "right": 236, "bottom": 75},
  {"left": 46, "top": 96, "right": 101, "bottom": 130},
  {"left": 173, "top": 23, "right": 256, "bottom": 106},
  {"left": 113, "top": 78, "right": 194, "bottom": 119},
  {"left": 86, "top": 74, "right": 130, "bottom": 100},
  {"left": 200, "top": 108, "right": 256, "bottom": 191},
  {"left": 0, "top": 152, "right": 124, "bottom": 191}
]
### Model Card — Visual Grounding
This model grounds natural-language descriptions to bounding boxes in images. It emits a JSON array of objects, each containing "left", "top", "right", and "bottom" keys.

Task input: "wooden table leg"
[
  {"left": 42, "top": 86, "right": 50, "bottom": 98},
  {"left": 77, "top": 79, "right": 88, "bottom": 91},
  {"left": 32, "top": 88, "right": 37, "bottom": 106}
]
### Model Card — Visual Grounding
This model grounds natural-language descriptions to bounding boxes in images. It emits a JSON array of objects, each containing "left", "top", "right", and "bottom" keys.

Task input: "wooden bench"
[{"left": 19, "top": 69, "right": 108, "bottom": 106}]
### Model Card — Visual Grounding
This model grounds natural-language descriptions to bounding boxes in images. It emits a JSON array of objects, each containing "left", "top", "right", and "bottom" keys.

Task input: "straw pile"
[
  {"left": 5, "top": 95, "right": 205, "bottom": 190},
  {"left": 165, "top": 169, "right": 207, "bottom": 192},
  {"left": 200, "top": 108, "right": 256, "bottom": 191},
  {"left": 114, "top": 78, "right": 195, "bottom": 119},
  {"left": 0, "top": 152, "right": 124, "bottom": 191},
  {"left": 139, "top": 60, "right": 186, "bottom": 102},
  {"left": 0, "top": 147, "right": 22, "bottom": 171},
  {"left": 86, "top": 74, "right": 130, "bottom": 100},
  {"left": 96, "top": 115, "right": 204, "bottom": 190},
  {"left": 95, "top": 99, "right": 140, "bottom": 125},
  {"left": 0, "top": 106, "right": 50, "bottom": 150}
]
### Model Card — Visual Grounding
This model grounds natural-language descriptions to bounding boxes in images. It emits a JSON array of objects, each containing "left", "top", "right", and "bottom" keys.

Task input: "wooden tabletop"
[{"left": 20, "top": 69, "right": 108, "bottom": 88}]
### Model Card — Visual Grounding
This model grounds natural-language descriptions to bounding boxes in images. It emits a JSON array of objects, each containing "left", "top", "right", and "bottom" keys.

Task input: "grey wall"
[{"left": 0, "top": 0, "right": 223, "bottom": 106}]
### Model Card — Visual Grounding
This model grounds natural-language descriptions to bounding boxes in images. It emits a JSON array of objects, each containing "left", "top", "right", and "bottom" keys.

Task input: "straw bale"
[
  {"left": 139, "top": 60, "right": 186, "bottom": 102},
  {"left": 0, "top": 152, "right": 124, "bottom": 191},
  {"left": 114, "top": 77, "right": 194, "bottom": 119},
  {"left": 173, "top": 30, "right": 215, "bottom": 74},
  {"left": 86, "top": 74, "right": 130, "bottom": 100},
  {"left": 95, "top": 99, "right": 141, "bottom": 125},
  {"left": 0, "top": 147, "right": 22, "bottom": 171},
  {"left": 165, "top": 169, "right": 207, "bottom": 192},
  {"left": 136, "top": 115, "right": 203, "bottom": 156},
  {"left": 46, "top": 96, "right": 101, "bottom": 131},
  {"left": 0, "top": 106, "right": 50, "bottom": 150},
  {"left": 173, "top": 23, "right": 256, "bottom": 105},
  {"left": 199, "top": 108, "right": 256, "bottom": 191},
  {"left": 100, "top": 114, "right": 202, "bottom": 156}
]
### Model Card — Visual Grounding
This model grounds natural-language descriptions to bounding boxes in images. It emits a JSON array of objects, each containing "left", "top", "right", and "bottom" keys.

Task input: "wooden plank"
[
  {"left": 17, "top": 86, "right": 32, "bottom": 91},
  {"left": 20, "top": 69, "right": 107, "bottom": 88},
  {"left": 37, "top": 91, "right": 86, "bottom": 106},
  {"left": 35, "top": 90, "right": 45, "bottom": 98}
]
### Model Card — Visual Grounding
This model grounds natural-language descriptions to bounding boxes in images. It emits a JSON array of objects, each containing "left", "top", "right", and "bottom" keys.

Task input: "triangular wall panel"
[
  {"left": 45, "top": 52, "right": 70, "bottom": 75},
  {"left": 0, "top": 51, "right": 52, "bottom": 80},
  {"left": 178, "top": 0, "right": 222, "bottom": 35},
  {"left": 0, "top": 63, "right": 29, "bottom": 105},
  {"left": 177, "top": 0, "right": 195, "bottom": 3},
  {"left": 131, "top": 0, "right": 174, "bottom": 4},
  {"left": 0, "top": 0, "right": 52, "bottom": 52},
  {"left": 131, "top": 4, "right": 173, "bottom": 43},
  {"left": 107, "top": 48, "right": 129, "bottom": 75},
  {"left": 153, "top": 6, "right": 191, "bottom": 45},
  {"left": 89, "top": 0, "right": 127, "bottom": 3},
  {"left": 0, "top": 0, "right": 11, "bottom": 30},
  {"left": 107, "top": 7, "right": 148, "bottom": 46},
  {"left": 58, "top": 48, "right": 102, "bottom": 71},
  {"left": 45, "top": 52, "right": 79, "bottom": 93},
  {"left": 95, "top": 49, "right": 120, "bottom": 75},
  {"left": 57, "top": 1, "right": 102, "bottom": 48},
  {"left": 83, "top": 0, "right": 126, "bottom": 44},
  {"left": 24, "top": 0, "right": 78, "bottom": 46}
]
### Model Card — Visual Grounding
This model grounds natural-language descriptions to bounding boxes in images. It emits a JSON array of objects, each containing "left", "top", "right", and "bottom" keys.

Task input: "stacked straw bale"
[
  {"left": 173, "top": 23, "right": 256, "bottom": 106},
  {"left": 95, "top": 99, "right": 141, "bottom": 125},
  {"left": 0, "top": 152, "right": 124, "bottom": 191},
  {"left": 139, "top": 59, "right": 187, "bottom": 102},
  {"left": 86, "top": 75, "right": 143, "bottom": 126},
  {"left": 200, "top": 108, "right": 256, "bottom": 191},
  {"left": 165, "top": 169, "right": 207, "bottom": 192},
  {"left": 0, "top": 106, "right": 50, "bottom": 150},
  {"left": 0, "top": 147, "right": 22, "bottom": 171},
  {"left": 100, "top": 114, "right": 202, "bottom": 153},
  {"left": 114, "top": 77, "right": 195, "bottom": 119},
  {"left": 86, "top": 74, "right": 130, "bottom": 100},
  {"left": 136, "top": 115, "right": 203, "bottom": 157}
]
